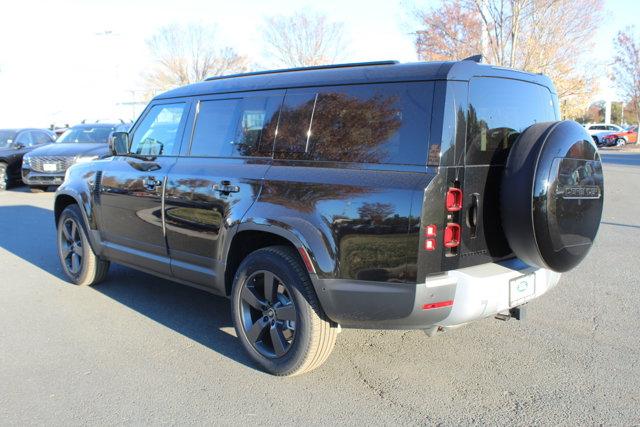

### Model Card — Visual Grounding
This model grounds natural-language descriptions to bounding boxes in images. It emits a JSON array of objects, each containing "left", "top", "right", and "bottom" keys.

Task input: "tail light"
[
  {"left": 444, "top": 223, "right": 461, "bottom": 248},
  {"left": 446, "top": 188, "right": 463, "bottom": 212},
  {"left": 425, "top": 224, "right": 437, "bottom": 237},
  {"left": 424, "top": 239, "right": 436, "bottom": 251}
]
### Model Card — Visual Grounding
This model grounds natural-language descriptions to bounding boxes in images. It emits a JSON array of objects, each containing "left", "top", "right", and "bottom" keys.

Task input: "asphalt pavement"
[{"left": 0, "top": 153, "right": 639, "bottom": 425}]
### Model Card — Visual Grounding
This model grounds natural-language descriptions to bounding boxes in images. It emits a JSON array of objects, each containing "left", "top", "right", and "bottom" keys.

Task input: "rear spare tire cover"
[{"left": 501, "top": 120, "right": 604, "bottom": 272}]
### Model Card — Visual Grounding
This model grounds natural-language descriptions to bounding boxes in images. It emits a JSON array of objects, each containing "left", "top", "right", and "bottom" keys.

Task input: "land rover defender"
[{"left": 53, "top": 59, "right": 604, "bottom": 376}]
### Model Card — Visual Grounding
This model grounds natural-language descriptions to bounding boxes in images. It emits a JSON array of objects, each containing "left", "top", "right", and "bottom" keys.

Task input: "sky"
[{"left": 0, "top": 0, "right": 638, "bottom": 127}]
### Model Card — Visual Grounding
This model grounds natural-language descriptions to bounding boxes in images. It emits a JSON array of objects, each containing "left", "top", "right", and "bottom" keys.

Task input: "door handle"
[
  {"left": 212, "top": 180, "right": 240, "bottom": 194},
  {"left": 143, "top": 176, "right": 162, "bottom": 191}
]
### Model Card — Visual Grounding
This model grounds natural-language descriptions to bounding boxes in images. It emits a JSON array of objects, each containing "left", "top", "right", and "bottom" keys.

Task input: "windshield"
[
  {"left": 57, "top": 127, "right": 114, "bottom": 144},
  {"left": 0, "top": 130, "right": 17, "bottom": 148}
]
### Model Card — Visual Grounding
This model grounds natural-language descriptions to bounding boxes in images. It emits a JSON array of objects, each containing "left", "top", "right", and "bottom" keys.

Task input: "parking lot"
[{"left": 0, "top": 152, "right": 638, "bottom": 425}]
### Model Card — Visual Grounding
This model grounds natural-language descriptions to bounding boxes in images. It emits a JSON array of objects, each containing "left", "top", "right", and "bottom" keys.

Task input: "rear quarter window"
[
  {"left": 466, "top": 77, "right": 557, "bottom": 165},
  {"left": 274, "top": 82, "right": 433, "bottom": 166}
]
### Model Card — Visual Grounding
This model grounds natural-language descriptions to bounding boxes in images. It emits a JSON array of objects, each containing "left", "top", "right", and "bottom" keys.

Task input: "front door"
[{"left": 97, "top": 101, "right": 190, "bottom": 275}]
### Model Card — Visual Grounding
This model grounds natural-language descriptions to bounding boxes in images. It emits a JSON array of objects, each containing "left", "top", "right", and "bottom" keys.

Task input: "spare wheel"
[{"left": 501, "top": 120, "right": 604, "bottom": 272}]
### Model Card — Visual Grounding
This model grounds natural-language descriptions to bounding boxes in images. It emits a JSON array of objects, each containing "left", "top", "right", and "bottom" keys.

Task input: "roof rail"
[{"left": 205, "top": 60, "right": 399, "bottom": 82}]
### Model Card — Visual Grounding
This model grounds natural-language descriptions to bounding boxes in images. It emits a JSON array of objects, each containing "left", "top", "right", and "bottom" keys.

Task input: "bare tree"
[
  {"left": 612, "top": 27, "right": 640, "bottom": 125},
  {"left": 262, "top": 12, "right": 345, "bottom": 67},
  {"left": 144, "top": 23, "right": 248, "bottom": 95},
  {"left": 414, "top": 0, "right": 483, "bottom": 61},
  {"left": 412, "top": 0, "right": 603, "bottom": 118}
]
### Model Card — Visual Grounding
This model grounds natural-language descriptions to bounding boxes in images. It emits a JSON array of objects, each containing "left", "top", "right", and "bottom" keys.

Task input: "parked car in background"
[
  {"left": 584, "top": 123, "right": 625, "bottom": 144},
  {"left": 600, "top": 125, "right": 638, "bottom": 146},
  {"left": 22, "top": 122, "right": 128, "bottom": 192},
  {"left": 0, "top": 128, "right": 56, "bottom": 191}
]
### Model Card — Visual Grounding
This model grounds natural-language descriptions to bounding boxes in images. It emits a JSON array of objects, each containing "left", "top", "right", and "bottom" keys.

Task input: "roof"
[{"left": 155, "top": 60, "right": 555, "bottom": 101}]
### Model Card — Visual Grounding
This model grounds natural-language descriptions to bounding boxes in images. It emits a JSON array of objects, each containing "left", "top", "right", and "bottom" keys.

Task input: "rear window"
[
  {"left": 274, "top": 82, "right": 433, "bottom": 165},
  {"left": 466, "top": 78, "right": 557, "bottom": 165}
]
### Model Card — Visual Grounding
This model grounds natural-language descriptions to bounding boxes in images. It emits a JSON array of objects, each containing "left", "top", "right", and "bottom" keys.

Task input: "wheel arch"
[
  {"left": 54, "top": 190, "right": 102, "bottom": 256},
  {"left": 223, "top": 224, "right": 318, "bottom": 297}
]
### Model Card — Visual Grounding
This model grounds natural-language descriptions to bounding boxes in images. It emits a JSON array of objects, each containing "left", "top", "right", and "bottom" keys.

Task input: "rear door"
[
  {"left": 163, "top": 91, "right": 283, "bottom": 290},
  {"left": 459, "top": 77, "right": 558, "bottom": 267},
  {"left": 97, "top": 101, "right": 190, "bottom": 275}
]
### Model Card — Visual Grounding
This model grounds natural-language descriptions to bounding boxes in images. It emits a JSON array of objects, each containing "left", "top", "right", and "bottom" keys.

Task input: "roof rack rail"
[{"left": 205, "top": 60, "right": 399, "bottom": 81}]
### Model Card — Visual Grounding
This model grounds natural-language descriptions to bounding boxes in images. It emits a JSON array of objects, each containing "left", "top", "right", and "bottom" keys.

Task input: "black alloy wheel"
[
  {"left": 231, "top": 246, "right": 337, "bottom": 376},
  {"left": 239, "top": 270, "right": 297, "bottom": 358},
  {"left": 59, "top": 217, "right": 84, "bottom": 278},
  {"left": 56, "top": 204, "right": 110, "bottom": 286}
]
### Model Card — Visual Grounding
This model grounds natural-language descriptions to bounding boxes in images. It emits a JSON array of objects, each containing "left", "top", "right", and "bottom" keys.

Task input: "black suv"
[
  {"left": 0, "top": 128, "right": 56, "bottom": 191},
  {"left": 53, "top": 60, "right": 604, "bottom": 376},
  {"left": 22, "top": 122, "right": 128, "bottom": 191}
]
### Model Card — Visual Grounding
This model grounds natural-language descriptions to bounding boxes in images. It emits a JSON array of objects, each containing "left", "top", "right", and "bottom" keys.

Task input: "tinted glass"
[
  {"left": 232, "top": 95, "right": 282, "bottom": 157},
  {"left": 466, "top": 78, "right": 557, "bottom": 165},
  {"left": 190, "top": 99, "right": 240, "bottom": 157},
  {"left": 274, "top": 82, "right": 433, "bottom": 165},
  {"left": 31, "top": 131, "right": 53, "bottom": 145},
  {"left": 273, "top": 93, "right": 316, "bottom": 157},
  {"left": 130, "top": 103, "right": 186, "bottom": 156},
  {"left": 15, "top": 131, "right": 33, "bottom": 145},
  {"left": 0, "top": 130, "right": 17, "bottom": 148},
  {"left": 57, "top": 127, "right": 115, "bottom": 144}
]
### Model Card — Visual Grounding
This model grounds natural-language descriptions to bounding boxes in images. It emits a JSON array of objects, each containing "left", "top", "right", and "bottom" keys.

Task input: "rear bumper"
[
  {"left": 22, "top": 169, "right": 65, "bottom": 186},
  {"left": 313, "top": 259, "right": 561, "bottom": 329}
]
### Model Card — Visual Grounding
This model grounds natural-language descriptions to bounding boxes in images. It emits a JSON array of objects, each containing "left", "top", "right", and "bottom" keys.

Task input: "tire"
[
  {"left": 57, "top": 204, "right": 110, "bottom": 286},
  {"left": 231, "top": 246, "right": 337, "bottom": 376},
  {"left": 501, "top": 120, "right": 604, "bottom": 272},
  {"left": 616, "top": 137, "right": 626, "bottom": 147},
  {"left": 29, "top": 186, "right": 48, "bottom": 193},
  {"left": 0, "top": 163, "right": 7, "bottom": 192}
]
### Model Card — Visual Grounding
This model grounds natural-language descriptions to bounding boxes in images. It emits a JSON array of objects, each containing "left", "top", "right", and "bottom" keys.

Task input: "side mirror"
[
  {"left": 13, "top": 142, "right": 25, "bottom": 149},
  {"left": 109, "top": 132, "right": 129, "bottom": 156}
]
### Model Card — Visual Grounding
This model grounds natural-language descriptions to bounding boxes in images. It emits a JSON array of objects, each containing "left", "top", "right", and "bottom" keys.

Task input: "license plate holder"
[
  {"left": 509, "top": 273, "right": 536, "bottom": 307},
  {"left": 43, "top": 163, "right": 57, "bottom": 172}
]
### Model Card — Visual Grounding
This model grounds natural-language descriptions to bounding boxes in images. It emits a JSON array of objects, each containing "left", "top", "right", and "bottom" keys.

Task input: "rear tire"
[
  {"left": 616, "top": 137, "right": 626, "bottom": 147},
  {"left": 57, "top": 204, "right": 110, "bottom": 286},
  {"left": 0, "top": 163, "right": 8, "bottom": 192},
  {"left": 231, "top": 246, "right": 337, "bottom": 376}
]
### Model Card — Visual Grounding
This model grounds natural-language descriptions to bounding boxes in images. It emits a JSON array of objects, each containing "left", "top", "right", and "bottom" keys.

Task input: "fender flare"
[{"left": 54, "top": 188, "right": 103, "bottom": 256}]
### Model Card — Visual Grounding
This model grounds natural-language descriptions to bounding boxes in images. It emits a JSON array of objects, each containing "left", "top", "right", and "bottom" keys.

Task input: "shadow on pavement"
[
  {"left": 0, "top": 204, "right": 64, "bottom": 279},
  {"left": 93, "top": 267, "right": 256, "bottom": 370},
  {"left": 0, "top": 204, "right": 256, "bottom": 371}
]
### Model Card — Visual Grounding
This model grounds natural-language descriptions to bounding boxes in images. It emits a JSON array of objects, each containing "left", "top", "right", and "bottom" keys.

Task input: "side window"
[
  {"left": 15, "top": 131, "right": 33, "bottom": 146},
  {"left": 466, "top": 78, "right": 557, "bottom": 165},
  {"left": 274, "top": 82, "right": 432, "bottom": 165},
  {"left": 31, "top": 131, "right": 52, "bottom": 145},
  {"left": 130, "top": 103, "right": 186, "bottom": 156},
  {"left": 232, "top": 95, "right": 282, "bottom": 157},
  {"left": 189, "top": 99, "right": 241, "bottom": 157},
  {"left": 273, "top": 93, "right": 317, "bottom": 157}
]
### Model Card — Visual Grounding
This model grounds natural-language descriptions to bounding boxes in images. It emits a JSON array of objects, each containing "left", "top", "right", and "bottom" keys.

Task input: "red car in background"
[{"left": 601, "top": 125, "right": 638, "bottom": 146}]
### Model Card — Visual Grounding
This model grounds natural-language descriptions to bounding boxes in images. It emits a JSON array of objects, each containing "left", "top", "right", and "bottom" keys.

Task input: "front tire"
[
  {"left": 57, "top": 204, "right": 110, "bottom": 286},
  {"left": 231, "top": 246, "right": 337, "bottom": 376}
]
